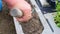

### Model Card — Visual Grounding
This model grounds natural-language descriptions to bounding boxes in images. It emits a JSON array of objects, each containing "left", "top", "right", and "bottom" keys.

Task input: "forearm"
[{"left": 3, "top": 0, "right": 31, "bottom": 10}]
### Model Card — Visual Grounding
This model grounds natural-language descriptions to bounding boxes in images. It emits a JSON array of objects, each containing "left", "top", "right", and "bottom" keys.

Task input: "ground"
[
  {"left": 0, "top": 2, "right": 16, "bottom": 34},
  {"left": 0, "top": 1, "right": 43, "bottom": 34},
  {"left": 20, "top": 11, "right": 44, "bottom": 34}
]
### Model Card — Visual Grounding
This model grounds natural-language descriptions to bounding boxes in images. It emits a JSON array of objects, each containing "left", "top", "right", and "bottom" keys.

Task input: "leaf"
[{"left": 57, "top": 23, "right": 60, "bottom": 28}]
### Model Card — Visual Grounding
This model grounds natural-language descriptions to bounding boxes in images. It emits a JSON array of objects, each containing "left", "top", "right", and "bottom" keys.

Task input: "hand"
[
  {"left": 3, "top": 0, "right": 32, "bottom": 22},
  {"left": 16, "top": 10, "right": 32, "bottom": 22},
  {"left": 14, "top": 0, "right": 32, "bottom": 22}
]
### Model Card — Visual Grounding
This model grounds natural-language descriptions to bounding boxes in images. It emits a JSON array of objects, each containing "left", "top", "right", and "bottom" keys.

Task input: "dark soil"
[
  {"left": 0, "top": 2, "right": 16, "bottom": 34},
  {"left": 20, "top": 11, "right": 43, "bottom": 34}
]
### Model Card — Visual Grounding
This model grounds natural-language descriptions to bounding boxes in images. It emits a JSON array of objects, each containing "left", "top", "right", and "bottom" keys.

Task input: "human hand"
[{"left": 3, "top": 0, "right": 32, "bottom": 22}]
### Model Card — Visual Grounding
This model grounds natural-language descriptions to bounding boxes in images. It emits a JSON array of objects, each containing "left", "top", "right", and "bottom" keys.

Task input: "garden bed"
[{"left": 0, "top": 1, "right": 43, "bottom": 34}]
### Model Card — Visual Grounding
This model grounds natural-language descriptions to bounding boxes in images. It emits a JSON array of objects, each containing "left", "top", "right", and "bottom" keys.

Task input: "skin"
[{"left": 3, "top": 0, "right": 32, "bottom": 22}]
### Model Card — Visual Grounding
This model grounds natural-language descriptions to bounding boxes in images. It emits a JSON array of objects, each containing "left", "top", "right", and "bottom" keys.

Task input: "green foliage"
[
  {"left": 57, "top": 23, "right": 60, "bottom": 27},
  {"left": 54, "top": 0, "right": 60, "bottom": 28}
]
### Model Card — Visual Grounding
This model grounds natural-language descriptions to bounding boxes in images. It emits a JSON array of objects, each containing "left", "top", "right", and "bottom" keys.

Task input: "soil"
[
  {"left": 20, "top": 11, "right": 43, "bottom": 34},
  {"left": 0, "top": 1, "right": 43, "bottom": 34},
  {"left": 0, "top": 2, "right": 16, "bottom": 34}
]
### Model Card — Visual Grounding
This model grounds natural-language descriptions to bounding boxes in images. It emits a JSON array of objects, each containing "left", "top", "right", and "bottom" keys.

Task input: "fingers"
[
  {"left": 14, "top": 0, "right": 32, "bottom": 22},
  {"left": 16, "top": 10, "right": 32, "bottom": 22}
]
